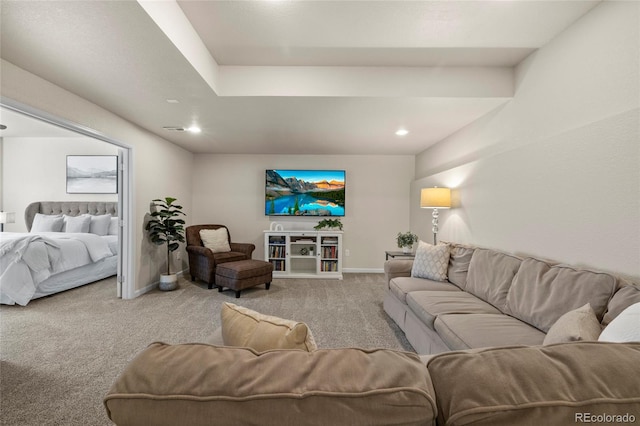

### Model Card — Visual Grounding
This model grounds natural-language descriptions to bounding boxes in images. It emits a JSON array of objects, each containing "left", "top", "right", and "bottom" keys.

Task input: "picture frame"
[{"left": 66, "top": 155, "right": 118, "bottom": 194}]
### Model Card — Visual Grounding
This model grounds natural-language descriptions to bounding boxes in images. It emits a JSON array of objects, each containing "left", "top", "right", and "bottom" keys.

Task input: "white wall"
[
  {"left": 413, "top": 1, "right": 640, "bottom": 281},
  {"left": 192, "top": 154, "right": 415, "bottom": 271},
  {"left": 1, "top": 60, "right": 194, "bottom": 293},
  {"left": 2, "top": 137, "right": 118, "bottom": 232}
]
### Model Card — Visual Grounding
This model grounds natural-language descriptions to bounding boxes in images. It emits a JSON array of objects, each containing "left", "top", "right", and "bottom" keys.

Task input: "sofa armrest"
[
  {"left": 230, "top": 242, "right": 255, "bottom": 258},
  {"left": 384, "top": 259, "right": 414, "bottom": 286}
]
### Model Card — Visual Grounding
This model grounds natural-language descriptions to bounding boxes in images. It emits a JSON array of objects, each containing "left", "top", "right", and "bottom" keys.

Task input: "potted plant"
[
  {"left": 314, "top": 218, "right": 343, "bottom": 231},
  {"left": 145, "top": 197, "right": 186, "bottom": 291},
  {"left": 396, "top": 231, "right": 418, "bottom": 253}
]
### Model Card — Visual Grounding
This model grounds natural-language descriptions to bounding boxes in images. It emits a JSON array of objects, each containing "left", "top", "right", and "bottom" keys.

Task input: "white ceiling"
[
  {"left": 0, "top": 0, "right": 601, "bottom": 155},
  {"left": 0, "top": 107, "right": 82, "bottom": 138}
]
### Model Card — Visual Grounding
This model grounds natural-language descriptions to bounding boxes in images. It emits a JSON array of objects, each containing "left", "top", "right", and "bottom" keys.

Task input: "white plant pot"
[
  {"left": 159, "top": 273, "right": 178, "bottom": 291},
  {"left": 402, "top": 246, "right": 411, "bottom": 254}
]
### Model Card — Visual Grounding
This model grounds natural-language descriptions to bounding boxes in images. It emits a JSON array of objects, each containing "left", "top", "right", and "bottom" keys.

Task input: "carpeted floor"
[{"left": 0, "top": 273, "right": 412, "bottom": 425}]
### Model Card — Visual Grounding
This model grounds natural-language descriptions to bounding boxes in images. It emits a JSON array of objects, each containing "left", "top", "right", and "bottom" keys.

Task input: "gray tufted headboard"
[{"left": 25, "top": 201, "right": 118, "bottom": 231}]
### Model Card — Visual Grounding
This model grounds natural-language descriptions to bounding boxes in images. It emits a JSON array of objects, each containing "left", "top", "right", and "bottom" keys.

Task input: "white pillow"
[
  {"left": 411, "top": 241, "right": 450, "bottom": 281},
  {"left": 200, "top": 228, "right": 231, "bottom": 253},
  {"left": 543, "top": 303, "right": 602, "bottom": 345},
  {"left": 86, "top": 214, "right": 112, "bottom": 236},
  {"left": 63, "top": 214, "right": 91, "bottom": 233},
  {"left": 598, "top": 302, "right": 640, "bottom": 343},
  {"left": 108, "top": 217, "right": 119, "bottom": 236},
  {"left": 31, "top": 213, "right": 64, "bottom": 232}
]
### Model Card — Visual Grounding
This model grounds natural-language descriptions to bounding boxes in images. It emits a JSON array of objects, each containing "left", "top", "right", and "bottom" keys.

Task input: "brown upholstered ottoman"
[{"left": 215, "top": 260, "right": 273, "bottom": 298}]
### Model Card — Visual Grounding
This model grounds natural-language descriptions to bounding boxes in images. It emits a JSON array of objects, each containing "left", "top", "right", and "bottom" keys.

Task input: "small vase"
[{"left": 402, "top": 246, "right": 411, "bottom": 254}]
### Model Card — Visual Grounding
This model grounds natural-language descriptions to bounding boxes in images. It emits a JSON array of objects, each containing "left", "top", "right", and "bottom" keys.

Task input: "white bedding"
[{"left": 0, "top": 232, "right": 117, "bottom": 306}]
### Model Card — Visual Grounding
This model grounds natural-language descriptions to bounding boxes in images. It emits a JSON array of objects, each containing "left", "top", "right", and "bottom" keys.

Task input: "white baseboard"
[
  {"left": 133, "top": 268, "right": 188, "bottom": 298},
  {"left": 343, "top": 268, "right": 384, "bottom": 274}
]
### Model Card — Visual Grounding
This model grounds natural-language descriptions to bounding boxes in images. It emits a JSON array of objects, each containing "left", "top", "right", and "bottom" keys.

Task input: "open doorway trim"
[{"left": 1, "top": 97, "right": 135, "bottom": 299}]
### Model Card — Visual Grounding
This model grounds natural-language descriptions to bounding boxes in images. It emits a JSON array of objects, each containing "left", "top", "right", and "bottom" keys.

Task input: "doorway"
[{"left": 0, "top": 99, "right": 135, "bottom": 299}]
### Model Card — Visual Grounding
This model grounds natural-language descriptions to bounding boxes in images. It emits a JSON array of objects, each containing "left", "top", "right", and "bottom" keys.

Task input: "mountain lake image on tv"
[{"left": 266, "top": 170, "right": 345, "bottom": 216}]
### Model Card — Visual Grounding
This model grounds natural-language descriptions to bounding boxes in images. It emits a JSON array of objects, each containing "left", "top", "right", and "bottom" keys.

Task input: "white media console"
[{"left": 264, "top": 230, "right": 343, "bottom": 279}]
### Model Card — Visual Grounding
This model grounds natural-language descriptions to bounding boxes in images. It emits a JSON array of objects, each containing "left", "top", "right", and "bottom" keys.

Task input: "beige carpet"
[{"left": 0, "top": 273, "right": 412, "bottom": 425}]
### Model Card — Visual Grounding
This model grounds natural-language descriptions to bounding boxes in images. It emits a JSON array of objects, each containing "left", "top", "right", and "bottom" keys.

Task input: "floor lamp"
[
  {"left": 0, "top": 211, "right": 16, "bottom": 232},
  {"left": 420, "top": 187, "right": 451, "bottom": 245}
]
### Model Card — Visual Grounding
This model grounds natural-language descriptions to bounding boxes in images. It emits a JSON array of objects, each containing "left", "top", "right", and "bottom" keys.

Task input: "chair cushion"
[
  {"left": 427, "top": 342, "right": 640, "bottom": 426},
  {"left": 406, "top": 291, "right": 501, "bottom": 331},
  {"left": 212, "top": 251, "right": 247, "bottom": 264},
  {"left": 464, "top": 248, "right": 521, "bottom": 311},
  {"left": 104, "top": 343, "right": 437, "bottom": 426},
  {"left": 434, "top": 313, "right": 545, "bottom": 350},
  {"left": 543, "top": 303, "right": 602, "bottom": 345},
  {"left": 505, "top": 258, "right": 618, "bottom": 332},
  {"left": 199, "top": 228, "right": 231, "bottom": 253},
  {"left": 221, "top": 302, "right": 317, "bottom": 352},
  {"left": 389, "top": 277, "right": 460, "bottom": 305}
]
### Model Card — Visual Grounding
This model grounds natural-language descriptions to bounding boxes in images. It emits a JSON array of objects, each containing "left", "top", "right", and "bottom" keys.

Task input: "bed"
[{"left": 0, "top": 201, "right": 118, "bottom": 306}]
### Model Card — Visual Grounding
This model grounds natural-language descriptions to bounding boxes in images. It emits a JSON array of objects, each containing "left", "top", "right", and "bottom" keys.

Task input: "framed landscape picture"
[{"left": 66, "top": 155, "right": 118, "bottom": 194}]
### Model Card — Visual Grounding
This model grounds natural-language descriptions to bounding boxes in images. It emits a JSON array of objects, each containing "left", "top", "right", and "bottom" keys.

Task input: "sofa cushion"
[
  {"left": 411, "top": 241, "right": 450, "bottom": 281},
  {"left": 406, "top": 291, "right": 501, "bottom": 331},
  {"left": 434, "top": 313, "right": 545, "bottom": 350},
  {"left": 543, "top": 303, "right": 602, "bottom": 345},
  {"left": 389, "top": 277, "right": 460, "bottom": 305},
  {"left": 599, "top": 302, "right": 640, "bottom": 343},
  {"left": 464, "top": 248, "right": 521, "bottom": 310},
  {"left": 603, "top": 283, "right": 640, "bottom": 326},
  {"left": 221, "top": 303, "right": 317, "bottom": 352},
  {"left": 104, "top": 343, "right": 438, "bottom": 426},
  {"left": 445, "top": 242, "right": 475, "bottom": 289},
  {"left": 427, "top": 342, "right": 640, "bottom": 426},
  {"left": 505, "top": 258, "right": 618, "bottom": 332}
]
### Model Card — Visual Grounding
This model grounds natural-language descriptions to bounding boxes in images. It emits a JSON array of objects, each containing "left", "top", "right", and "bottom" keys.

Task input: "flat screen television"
[{"left": 266, "top": 169, "right": 345, "bottom": 216}]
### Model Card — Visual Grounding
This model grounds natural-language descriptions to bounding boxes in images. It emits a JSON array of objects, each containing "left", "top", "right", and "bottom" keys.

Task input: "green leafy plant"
[
  {"left": 145, "top": 197, "right": 186, "bottom": 275},
  {"left": 314, "top": 218, "right": 343, "bottom": 231},
  {"left": 396, "top": 231, "right": 418, "bottom": 248}
]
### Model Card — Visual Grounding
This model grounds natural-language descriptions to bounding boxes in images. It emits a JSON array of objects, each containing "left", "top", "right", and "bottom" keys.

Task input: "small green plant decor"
[
  {"left": 396, "top": 231, "right": 418, "bottom": 252},
  {"left": 145, "top": 197, "right": 186, "bottom": 276},
  {"left": 314, "top": 218, "right": 343, "bottom": 231}
]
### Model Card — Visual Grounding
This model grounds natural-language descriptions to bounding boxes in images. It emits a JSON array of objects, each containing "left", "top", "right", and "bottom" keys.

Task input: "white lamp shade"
[
  {"left": 0, "top": 212, "right": 16, "bottom": 224},
  {"left": 420, "top": 187, "right": 451, "bottom": 209}
]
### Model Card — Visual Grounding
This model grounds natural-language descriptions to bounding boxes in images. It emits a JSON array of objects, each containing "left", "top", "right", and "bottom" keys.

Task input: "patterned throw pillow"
[{"left": 411, "top": 241, "right": 450, "bottom": 281}]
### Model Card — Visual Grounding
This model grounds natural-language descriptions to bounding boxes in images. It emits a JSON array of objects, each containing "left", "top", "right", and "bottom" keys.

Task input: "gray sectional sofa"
[
  {"left": 384, "top": 242, "right": 640, "bottom": 354},
  {"left": 105, "top": 242, "right": 640, "bottom": 425}
]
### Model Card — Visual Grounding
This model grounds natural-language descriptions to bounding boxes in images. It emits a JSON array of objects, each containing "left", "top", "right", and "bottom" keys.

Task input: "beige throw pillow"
[
  {"left": 200, "top": 228, "right": 231, "bottom": 253},
  {"left": 411, "top": 241, "right": 450, "bottom": 282},
  {"left": 221, "top": 303, "right": 317, "bottom": 352},
  {"left": 543, "top": 303, "right": 602, "bottom": 345}
]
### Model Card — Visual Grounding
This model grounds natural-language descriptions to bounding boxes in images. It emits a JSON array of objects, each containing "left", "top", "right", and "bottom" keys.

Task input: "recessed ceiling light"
[
  {"left": 395, "top": 129, "right": 409, "bottom": 136},
  {"left": 163, "top": 126, "right": 201, "bottom": 133},
  {"left": 166, "top": 99, "right": 179, "bottom": 104}
]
